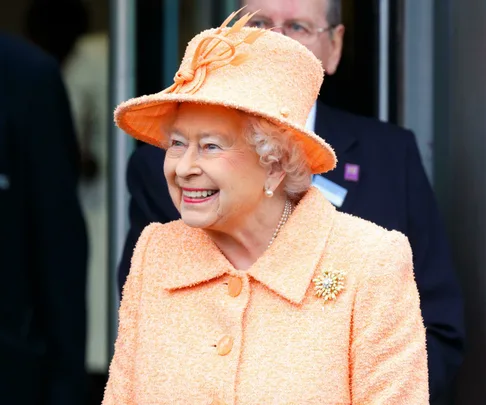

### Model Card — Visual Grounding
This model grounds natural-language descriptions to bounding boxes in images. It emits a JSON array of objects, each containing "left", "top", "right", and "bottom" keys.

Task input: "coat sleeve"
[
  {"left": 103, "top": 223, "right": 159, "bottom": 405},
  {"left": 403, "top": 131, "right": 465, "bottom": 400},
  {"left": 350, "top": 231, "right": 429, "bottom": 404}
]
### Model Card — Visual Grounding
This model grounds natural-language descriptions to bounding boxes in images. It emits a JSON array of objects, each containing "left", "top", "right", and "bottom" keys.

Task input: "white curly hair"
[{"left": 244, "top": 116, "right": 312, "bottom": 200}]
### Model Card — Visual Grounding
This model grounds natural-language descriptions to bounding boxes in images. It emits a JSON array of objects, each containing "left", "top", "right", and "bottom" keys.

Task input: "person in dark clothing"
[{"left": 0, "top": 33, "right": 88, "bottom": 405}]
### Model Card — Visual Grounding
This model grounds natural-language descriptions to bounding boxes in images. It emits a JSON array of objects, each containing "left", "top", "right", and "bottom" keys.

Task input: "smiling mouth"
[{"left": 182, "top": 189, "right": 219, "bottom": 203}]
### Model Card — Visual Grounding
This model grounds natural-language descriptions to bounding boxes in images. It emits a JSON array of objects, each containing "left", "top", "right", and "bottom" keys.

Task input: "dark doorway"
[{"left": 319, "top": 0, "right": 402, "bottom": 124}]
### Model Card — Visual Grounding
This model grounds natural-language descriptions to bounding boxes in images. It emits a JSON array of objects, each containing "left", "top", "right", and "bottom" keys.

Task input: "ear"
[
  {"left": 325, "top": 24, "right": 345, "bottom": 75},
  {"left": 265, "top": 162, "right": 286, "bottom": 193}
]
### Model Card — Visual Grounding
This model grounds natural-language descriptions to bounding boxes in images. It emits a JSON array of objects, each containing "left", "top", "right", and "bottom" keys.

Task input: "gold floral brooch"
[{"left": 313, "top": 269, "right": 346, "bottom": 302}]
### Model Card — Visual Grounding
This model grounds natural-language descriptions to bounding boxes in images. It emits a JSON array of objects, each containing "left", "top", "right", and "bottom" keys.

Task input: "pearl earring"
[{"left": 264, "top": 187, "right": 274, "bottom": 198}]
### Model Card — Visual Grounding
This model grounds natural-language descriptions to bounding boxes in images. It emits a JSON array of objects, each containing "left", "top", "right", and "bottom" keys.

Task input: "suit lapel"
[{"left": 314, "top": 101, "right": 362, "bottom": 213}]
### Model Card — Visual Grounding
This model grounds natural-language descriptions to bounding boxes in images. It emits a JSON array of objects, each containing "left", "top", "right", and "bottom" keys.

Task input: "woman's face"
[{"left": 164, "top": 103, "right": 270, "bottom": 231}]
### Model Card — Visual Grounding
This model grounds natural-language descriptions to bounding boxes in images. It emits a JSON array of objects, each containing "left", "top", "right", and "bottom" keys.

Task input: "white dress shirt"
[{"left": 306, "top": 102, "right": 317, "bottom": 132}]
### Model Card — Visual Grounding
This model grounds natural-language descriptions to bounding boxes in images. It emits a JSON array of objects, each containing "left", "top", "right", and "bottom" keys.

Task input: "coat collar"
[{"left": 158, "top": 188, "right": 337, "bottom": 305}]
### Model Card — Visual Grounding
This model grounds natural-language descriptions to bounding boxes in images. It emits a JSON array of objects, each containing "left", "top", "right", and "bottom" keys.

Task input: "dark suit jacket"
[
  {"left": 118, "top": 100, "right": 464, "bottom": 401},
  {"left": 0, "top": 34, "right": 88, "bottom": 405}
]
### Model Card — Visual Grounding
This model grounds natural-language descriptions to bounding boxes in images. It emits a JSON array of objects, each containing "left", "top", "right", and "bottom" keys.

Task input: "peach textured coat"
[{"left": 103, "top": 188, "right": 429, "bottom": 405}]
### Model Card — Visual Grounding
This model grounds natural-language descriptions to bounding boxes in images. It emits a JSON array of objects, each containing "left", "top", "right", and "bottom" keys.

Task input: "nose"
[
  {"left": 272, "top": 26, "right": 285, "bottom": 34},
  {"left": 175, "top": 145, "right": 201, "bottom": 178}
]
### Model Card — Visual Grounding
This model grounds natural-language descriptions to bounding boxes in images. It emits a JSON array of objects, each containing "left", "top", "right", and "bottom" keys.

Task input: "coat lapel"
[
  {"left": 248, "top": 189, "right": 337, "bottom": 304},
  {"left": 314, "top": 101, "right": 362, "bottom": 213}
]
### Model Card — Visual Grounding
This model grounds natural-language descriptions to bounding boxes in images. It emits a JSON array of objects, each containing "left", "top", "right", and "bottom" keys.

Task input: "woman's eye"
[
  {"left": 170, "top": 139, "right": 185, "bottom": 147},
  {"left": 203, "top": 143, "right": 220, "bottom": 151}
]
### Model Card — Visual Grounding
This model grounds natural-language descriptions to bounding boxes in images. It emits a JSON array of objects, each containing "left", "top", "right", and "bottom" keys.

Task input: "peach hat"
[{"left": 114, "top": 8, "right": 337, "bottom": 174}]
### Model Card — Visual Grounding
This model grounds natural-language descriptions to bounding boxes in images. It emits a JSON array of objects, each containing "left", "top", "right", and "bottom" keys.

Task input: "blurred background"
[{"left": 1, "top": 0, "right": 485, "bottom": 404}]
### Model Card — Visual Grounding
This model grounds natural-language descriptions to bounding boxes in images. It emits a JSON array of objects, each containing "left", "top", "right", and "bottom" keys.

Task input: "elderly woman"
[{"left": 103, "top": 9, "right": 428, "bottom": 405}]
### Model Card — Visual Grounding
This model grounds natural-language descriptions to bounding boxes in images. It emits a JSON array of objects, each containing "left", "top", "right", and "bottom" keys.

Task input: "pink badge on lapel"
[{"left": 344, "top": 163, "right": 360, "bottom": 182}]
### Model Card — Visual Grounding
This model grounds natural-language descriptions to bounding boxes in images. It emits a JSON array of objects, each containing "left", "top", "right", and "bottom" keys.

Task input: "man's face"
[{"left": 244, "top": 0, "right": 344, "bottom": 75}]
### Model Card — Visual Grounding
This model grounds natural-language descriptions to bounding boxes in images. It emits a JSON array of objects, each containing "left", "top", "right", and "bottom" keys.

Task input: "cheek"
[
  {"left": 163, "top": 159, "right": 180, "bottom": 196},
  {"left": 163, "top": 159, "right": 174, "bottom": 182},
  {"left": 219, "top": 152, "right": 265, "bottom": 185},
  {"left": 216, "top": 156, "right": 266, "bottom": 202},
  {"left": 309, "top": 41, "right": 330, "bottom": 65}
]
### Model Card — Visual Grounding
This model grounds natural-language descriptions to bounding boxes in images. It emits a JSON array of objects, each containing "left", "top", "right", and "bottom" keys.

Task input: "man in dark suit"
[
  {"left": 0, "top": 33, "right": 88, "bottom": 404},
  {"left": 118, "top": 0, "right": 464, "bottom": 402}
]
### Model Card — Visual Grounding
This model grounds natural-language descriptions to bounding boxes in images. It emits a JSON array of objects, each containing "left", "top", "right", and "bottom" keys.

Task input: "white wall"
[{"left": 403, "top": 0, "right": 434, "bottom": 182}]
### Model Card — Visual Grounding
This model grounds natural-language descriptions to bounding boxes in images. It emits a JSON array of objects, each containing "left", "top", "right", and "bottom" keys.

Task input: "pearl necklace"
[{"left": 267, "top": 200, "right": 293, "bottom": 248}]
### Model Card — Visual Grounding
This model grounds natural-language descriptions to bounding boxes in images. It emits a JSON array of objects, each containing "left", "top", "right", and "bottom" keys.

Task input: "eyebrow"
[
  {"left": 169, "top": 128, "right": 228, "bottom": 140},
  {"left": 167, "top": 129, "right": 185, "bottom": 138}
]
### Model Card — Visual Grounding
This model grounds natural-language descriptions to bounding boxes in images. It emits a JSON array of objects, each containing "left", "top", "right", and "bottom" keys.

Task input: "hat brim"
[{"left": 115, "top": 93, "right": 337, "bottom": 174}]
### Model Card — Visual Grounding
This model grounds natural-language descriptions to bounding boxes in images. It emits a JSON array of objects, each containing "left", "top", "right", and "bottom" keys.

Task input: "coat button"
[
  {"left": 227, "top": 276, "right": 243, "bottom": 297},
  {"left": 216, "top": 335, "right": 234, "bottom": 356}
]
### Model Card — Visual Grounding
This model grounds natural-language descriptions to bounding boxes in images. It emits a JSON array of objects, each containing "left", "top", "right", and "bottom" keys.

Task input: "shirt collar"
[
  {"left": 305, "top": 101, "right": 317, "bottom": 132},
  {"left": 157, "top": 188, "right": 337, "bottom": 304}
]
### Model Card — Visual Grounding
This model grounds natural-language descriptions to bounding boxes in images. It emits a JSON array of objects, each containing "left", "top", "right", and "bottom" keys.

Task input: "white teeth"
[{"left": 183, "top": 190, "right": 217, "bottom": 198}]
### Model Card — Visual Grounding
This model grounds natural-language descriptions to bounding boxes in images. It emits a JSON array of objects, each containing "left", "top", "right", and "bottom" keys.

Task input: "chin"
[{"left": 180, "top": 212, "right": 214, "bottom": 229}]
